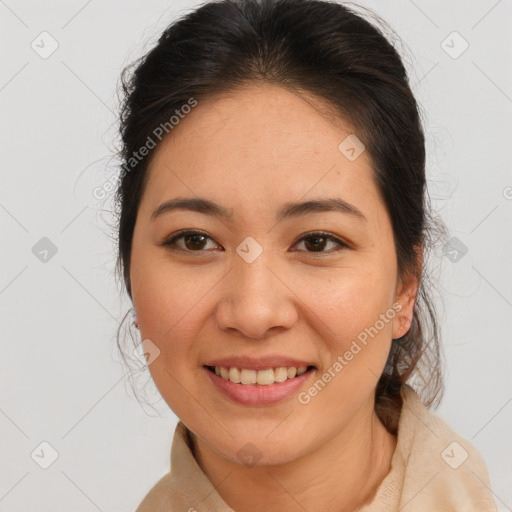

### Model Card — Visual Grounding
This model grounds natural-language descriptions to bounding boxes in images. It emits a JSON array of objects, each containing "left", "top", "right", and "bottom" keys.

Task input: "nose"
[{"left": 214, "top": 248, "right": 298, "bottom": 340}]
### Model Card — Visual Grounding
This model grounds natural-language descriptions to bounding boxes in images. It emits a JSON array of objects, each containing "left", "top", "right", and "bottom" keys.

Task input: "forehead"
[
  {"left": 152, "top": 83, "right": 361, "bottom": 161},
  {"left": 141, "top": 83, "right": 382, "bottom": 222}
]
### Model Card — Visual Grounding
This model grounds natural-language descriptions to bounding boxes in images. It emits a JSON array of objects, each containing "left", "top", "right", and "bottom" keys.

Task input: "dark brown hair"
[{"left": 114, "top": 0, "right": 448, "bottom": 432}]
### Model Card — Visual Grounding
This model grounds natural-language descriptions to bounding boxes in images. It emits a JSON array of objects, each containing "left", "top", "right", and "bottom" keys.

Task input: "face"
[{"left": 130, "top": 83, "right": 417, "bottom": 466}]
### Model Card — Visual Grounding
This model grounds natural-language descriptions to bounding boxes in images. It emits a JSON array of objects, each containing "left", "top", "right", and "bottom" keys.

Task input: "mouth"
[
  {"left": 202, "top": 356, "right": 318, "bottom": 405},
  {"left": 203, "top": 363, "right": 317, "bottom": 405},
  {"left": 204, "top": 364, "right": 316, "bottom": 385}
]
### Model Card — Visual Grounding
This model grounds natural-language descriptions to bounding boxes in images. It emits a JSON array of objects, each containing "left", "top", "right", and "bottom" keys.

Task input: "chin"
[
  {"left": 229, "top": 442, "right": 304, "bottom": 468},
  {"left": 196, "top": 426, "right": 309, "bottom": 468}
]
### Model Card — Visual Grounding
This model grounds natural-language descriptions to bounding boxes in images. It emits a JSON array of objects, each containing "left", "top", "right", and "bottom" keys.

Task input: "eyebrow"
[{"left": 151, "top": 196, "right": 368, "bottom": 223}]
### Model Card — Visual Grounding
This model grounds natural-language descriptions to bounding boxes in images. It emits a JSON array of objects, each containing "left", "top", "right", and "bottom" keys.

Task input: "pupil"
[
  {"left": 306, "top": 236, "right": 325, "bottom": 252},
  {"left": 186, "top": 234, "right": 205, "bottom": 250}
]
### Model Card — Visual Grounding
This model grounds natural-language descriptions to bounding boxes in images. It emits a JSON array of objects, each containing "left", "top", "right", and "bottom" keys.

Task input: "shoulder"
[
  {"left": 134, "top": 470, "right": 200, "bottom": 512},
  {"left": 133, "top": 421, "right": 232, "bottom": 512},
  {"left": 394, "top": 384, "right": 497, "bottom": 512}
]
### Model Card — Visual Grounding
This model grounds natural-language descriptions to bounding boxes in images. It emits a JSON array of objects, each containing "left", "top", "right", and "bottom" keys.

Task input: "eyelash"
[{"left": 160, "top": 229, "right": 349, "bottom": 256}]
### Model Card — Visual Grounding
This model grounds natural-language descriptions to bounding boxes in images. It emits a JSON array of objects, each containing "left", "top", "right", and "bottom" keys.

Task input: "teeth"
[
  {"left": 240, "top": 369, "right": 257, "bottom": 385},
  {"left": 228, "top": 367, "right": 241, "bottom": 383},
  {"left": 274, "top": 367, "right": 288, "bottom": 382},
  {"left": 297, "top": 366, "right": 307, "bottom": 376},
  {"left": 213, "top": 365, "right": 311, "bottom": 385},
  {"left": 256, "top": 369, "right": 274, "bottom": 385},
  {"left": 287, "top": 367, "right": 297, "bottom": 378}
]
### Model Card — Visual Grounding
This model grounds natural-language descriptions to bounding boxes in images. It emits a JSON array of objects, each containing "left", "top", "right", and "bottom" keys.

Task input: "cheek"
[
  {"left": 133, "top": 249, "right": 213, "bottom": 330},
  {"left": 295, "top": 265, "right": 396, "bottom": 409},
  {"left": 131, "top": 261, "right": 215, "bottom": 418},
  {"left": 132, "top": 258, "right": 218, "bottom": 372},
  {"left": 297, "top": 265, "right": 396, "bottom": 348},
  {"left": 295, "top": 271, "right": 396, "bottom": 425}
]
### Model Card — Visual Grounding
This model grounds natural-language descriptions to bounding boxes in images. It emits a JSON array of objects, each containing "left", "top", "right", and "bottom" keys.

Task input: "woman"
[{"left": 114, "top": 0, "right": 498, "bottom": 510}]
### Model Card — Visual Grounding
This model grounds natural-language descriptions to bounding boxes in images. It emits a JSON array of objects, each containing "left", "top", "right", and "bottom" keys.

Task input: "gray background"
[{"left": 1, "top": 0, "right": 511, "bottom": 510}]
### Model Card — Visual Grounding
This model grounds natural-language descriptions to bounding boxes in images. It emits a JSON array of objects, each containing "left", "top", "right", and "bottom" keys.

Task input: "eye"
[
  {"left": 291, "top": 231, "right": 348, "bottom": 254},
  {"left": 160, "top": 229, "right": 348, "bottom": 255},
  {"left": 160, "top": 230, "right": 220, "bottom": 253}
]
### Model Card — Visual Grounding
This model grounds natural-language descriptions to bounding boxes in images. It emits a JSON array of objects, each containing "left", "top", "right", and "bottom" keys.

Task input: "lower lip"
[{"left": 203, "top": 366, "right": 315, "bottom": 406}]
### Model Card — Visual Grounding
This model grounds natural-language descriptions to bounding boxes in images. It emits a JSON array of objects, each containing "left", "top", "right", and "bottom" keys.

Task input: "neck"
[{"left": 190, "top": 403, "right": 397, "bottom": 512}]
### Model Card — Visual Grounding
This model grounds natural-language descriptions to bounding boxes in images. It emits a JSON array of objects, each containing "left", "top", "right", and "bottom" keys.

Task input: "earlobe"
[
  {"left": 393, "top": 245, "right": 422, "bottom": 339},
  {"left": 392, "top": 283, "right": 417, "bottom": 339}
]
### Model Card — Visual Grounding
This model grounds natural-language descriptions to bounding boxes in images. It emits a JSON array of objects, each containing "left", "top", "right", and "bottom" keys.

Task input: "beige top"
[{"left": 135, "top": 384, "right": 498, "bottom": 511}]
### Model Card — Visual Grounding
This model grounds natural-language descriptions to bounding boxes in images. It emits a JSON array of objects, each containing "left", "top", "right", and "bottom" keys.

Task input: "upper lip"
[{"left": 204, "top": 356, "right": 315, "bottom": 371}]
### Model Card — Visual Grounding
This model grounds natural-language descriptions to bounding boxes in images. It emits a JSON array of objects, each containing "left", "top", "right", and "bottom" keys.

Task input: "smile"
[
  {"left": 206, "top": 365, "right": 312, "bottom": 385},
  {"left": 203, "top": 364, "right": 316, "bottom": 405}
]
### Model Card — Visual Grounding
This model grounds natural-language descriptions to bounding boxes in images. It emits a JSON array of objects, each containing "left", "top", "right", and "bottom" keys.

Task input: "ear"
[{"left": 392, "top": 244, "right": 422, "bottom": 339}]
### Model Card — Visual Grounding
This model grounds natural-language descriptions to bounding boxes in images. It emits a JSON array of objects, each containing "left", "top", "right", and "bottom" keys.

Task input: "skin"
[{"left": 130, "top": 83, "right": 420, "bottom": 512}]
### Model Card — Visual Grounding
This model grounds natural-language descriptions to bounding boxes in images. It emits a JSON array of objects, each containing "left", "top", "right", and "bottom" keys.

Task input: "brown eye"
[
  {"left": 293, "top": 232, "right": 347, "bottom": 254},
  {"left": 162, "top": 230, "right": 219, "bottom": 253},
  {"left": 161, "top": 230, "right": 347, "bottom": 255}
]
